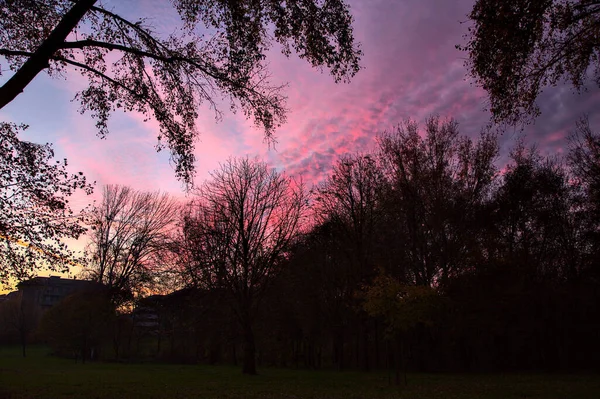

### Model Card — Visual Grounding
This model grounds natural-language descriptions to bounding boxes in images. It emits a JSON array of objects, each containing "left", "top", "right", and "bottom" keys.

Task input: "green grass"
[{"left": 0, "top": 346, "right": 598, "bottom": 399}]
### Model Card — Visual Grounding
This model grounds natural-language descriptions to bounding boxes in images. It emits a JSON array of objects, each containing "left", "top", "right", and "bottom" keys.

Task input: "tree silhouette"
[
  {"left": 0, "top": 291, "right": 39, "bottom": 357},
  {"left": 492, "top": 142, "right": 576, "bottom": 280},
  {"left": 0, "top": 122, "right": 93, "bottom": 285},
  {"left": 377, "top": 117, "right": 498, "bottom": 286},
  {"left": 179, "top": 157, "right": 306, "bottom": 374},
  {"left": 567, "top": 117, "right": 600, "bottom": 279},
  {"left": 314, "top": 153, "right": 384, "bottom": 370},
  {"left": 460, "top": 0, "right": 600, "bottom": 125},
  {"left": 569, "top": 117, "right": 600, "bottom": 216},
  {"left": 84, "top": 185, "right": 179, "bottom": 306},
  {"left": 314, "top": 154, "right": 383, "bottom": 278},
  {"left": 0, "top": 0, "right": 362, "bottom": 185}
]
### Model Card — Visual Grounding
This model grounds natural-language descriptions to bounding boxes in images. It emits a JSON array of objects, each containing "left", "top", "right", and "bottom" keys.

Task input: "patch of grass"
[{"left": 0, "top": 346, "right": 598, "bottom": 398}]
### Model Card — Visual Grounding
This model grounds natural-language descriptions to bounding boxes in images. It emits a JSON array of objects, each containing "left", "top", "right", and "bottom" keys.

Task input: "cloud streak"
[{"left": 2, "top": 0, "right": 598, "bottom": 194}]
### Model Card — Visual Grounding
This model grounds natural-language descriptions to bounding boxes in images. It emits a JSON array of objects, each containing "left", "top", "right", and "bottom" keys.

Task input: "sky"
[{"left": 1, "top": 0, "right": 600, "bottom": 287}]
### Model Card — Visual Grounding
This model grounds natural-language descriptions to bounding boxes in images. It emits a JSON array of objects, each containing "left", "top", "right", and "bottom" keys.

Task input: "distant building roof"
[
  {"left": 17, "top": 276, "right": 104, "bottom": 309},
  {"left": 17, "top": 275, "right": 95, "bottom": 289}
]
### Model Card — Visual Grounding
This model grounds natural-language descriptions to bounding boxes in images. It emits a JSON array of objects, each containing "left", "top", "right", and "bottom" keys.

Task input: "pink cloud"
[{"left": 2, "top": 0, "right": 598, "bottom": 198}]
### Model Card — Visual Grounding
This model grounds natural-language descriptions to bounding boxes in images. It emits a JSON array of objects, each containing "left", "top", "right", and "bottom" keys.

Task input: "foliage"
[
  {"left": 0, "top": 0, "right": 362, "bottom": 185},
  {"left": 362, "top": 272, "right": 445, "bottom": 337},
  {"left": 267, "top": 115, "right": 599, "bottom": 372},
  {"left": 460, "top": 0, "right": 600, "bottom": 125},
  {"left": 0, "top": 292, "right": 38, "bottom": 355},
  {"left": 0, "top": 122, "right": 93, "bottom": 286},
  {"left": 568, "top": 116, "right": 600, "bottom": 213},
  {"left": 136, "top": 115, "right": 600, "bottom": 373},
  {"left": 492, "top": 141, "right": 581, "bottom": 280},
  {"left": 377, "top": 117, "right": 498, "bottom": 286},
  {"left": 38, "top": 289, "right": 115, "bottom": 361}
]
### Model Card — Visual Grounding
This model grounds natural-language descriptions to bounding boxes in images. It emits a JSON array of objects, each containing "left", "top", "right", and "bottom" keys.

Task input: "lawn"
[{"left": 0, "top": 346, "right": 598, "bottom": 399}]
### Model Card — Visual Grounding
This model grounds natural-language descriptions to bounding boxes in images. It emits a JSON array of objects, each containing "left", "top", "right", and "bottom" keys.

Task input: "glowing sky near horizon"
[{"left": 1, "top": 0, "right": 600, "bottom": 289}]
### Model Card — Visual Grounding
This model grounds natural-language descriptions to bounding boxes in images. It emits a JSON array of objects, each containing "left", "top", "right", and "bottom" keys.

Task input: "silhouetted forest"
[
  {"left": 3, "top": 116, "right": 600, "bottom": 375},
  {"left": 168, "top": 117, "right": 599, "bottom": 373}
]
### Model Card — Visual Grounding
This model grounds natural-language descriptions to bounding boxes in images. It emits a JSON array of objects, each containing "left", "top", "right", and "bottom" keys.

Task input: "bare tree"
[
  {"left": 314, "top": 154, "right": 384, "bottom": 276},
  {"left": 179, "top": 157, "right": 306, "bottom": 374},
  {"left": 85, "top": 185, "right": 180, "bottom": 305}
]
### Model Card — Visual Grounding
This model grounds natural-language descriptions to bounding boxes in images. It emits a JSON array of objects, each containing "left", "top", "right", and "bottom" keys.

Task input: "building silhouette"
[{"left": 18, "top": 276, "right": 97, "bottom": 311}]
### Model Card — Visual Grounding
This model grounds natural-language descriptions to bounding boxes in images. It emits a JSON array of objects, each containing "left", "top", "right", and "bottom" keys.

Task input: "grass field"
[{"left": 0, "top": 346, "right": 598, "bottom": 399}]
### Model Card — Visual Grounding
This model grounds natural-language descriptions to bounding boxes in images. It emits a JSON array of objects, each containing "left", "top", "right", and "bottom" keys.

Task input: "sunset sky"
[{"left": 1, "top": 0, "right": 600, "bottom": 286}]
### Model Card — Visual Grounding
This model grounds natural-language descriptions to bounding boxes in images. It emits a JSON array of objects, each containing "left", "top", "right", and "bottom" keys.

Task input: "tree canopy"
[
  {"left": 460, "top": 0, "right": 600, "bottom": 125},
  {"left": 0, "top": 123, "right": 93, "bottom": 286},
  {"left": 0, "top": 0, "right": 362, "bottom": 185}
]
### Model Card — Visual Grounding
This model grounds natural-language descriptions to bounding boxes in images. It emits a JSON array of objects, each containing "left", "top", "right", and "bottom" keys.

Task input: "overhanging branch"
[
  {"left": 56, "top": 39, "right": 283, "bottom": 109},
  {"left": 0, "top": 0, "right": 98, "bottom": 110},
  {"left": 58, "top": 39, "right": 233, "bottom": 88}
]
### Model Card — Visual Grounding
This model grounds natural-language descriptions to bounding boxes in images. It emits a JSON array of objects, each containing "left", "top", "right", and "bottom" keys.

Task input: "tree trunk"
[
  {"left": 242, "top": 324, "right": 257, "bottom": 375},
  {"left": 400, "top": 334, "right": 407, "bottom": 385},
  {"left": 374, "top": 320, "right": 380, "bottom": 369},
  {"left": 0, "top": 0, "right": 98, "bottom": 109},
  {"left": 113, "top": 336, "right": 120, "bottom": 360},
  {"left": 317, "top": 345, "right": 322, "bottom": 369},
  {"left": 18, "top": 305, "right": 27, "bottom": 357},
  {"left": 113, "top": 321, "right": 122, "bottom": 360},
  {"left": 363, "top": 320, "right": 370, "bottom": 371},
  {"left": 336, "top": 330, "right": 345, "bottom": 371},
  {"left": 20, "top": 329, "right": 26, "bottom": 358},
  {"left": 294, "top": 339, "right": 299, "bottom": 369},
  {"left": 232, "top": 342, "right": 237, "bottom": 366},
  {"left": 386, "top": 340, "right": 392, "bottom": 386},
  {"left": 82, "top": 335, "right": 88, "bottom": 364},
  {"left": 355, "top": 331, "right": 359, "bottom": 368},
  {"left": 156, "top": 328, "right": 161, "bottom": 358}
]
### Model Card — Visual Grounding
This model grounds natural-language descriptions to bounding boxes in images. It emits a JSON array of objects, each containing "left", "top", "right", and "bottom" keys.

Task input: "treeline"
[
  {"left": 253, "top": 116, "right": 600, "bottom": 372},
  {"left": 10, "top": 116, "right": 600, "bottom": 373}
]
